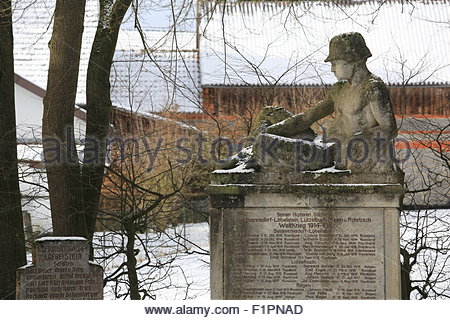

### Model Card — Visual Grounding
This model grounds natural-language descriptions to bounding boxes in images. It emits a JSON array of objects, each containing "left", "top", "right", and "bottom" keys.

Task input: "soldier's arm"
[
  {"left": 266, "top": 97, "right": 334, "bottom": 137},
  {"left": 365, "top": 81, "right": 397, "bottom": 139}
]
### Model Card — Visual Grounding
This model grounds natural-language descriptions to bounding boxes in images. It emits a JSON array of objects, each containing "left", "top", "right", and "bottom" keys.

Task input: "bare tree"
[
  {"left": 42, "top": 0, "right": 133, "bottom": 243},
  {"left": 400, "top": 208, "right": 450, "bottom": 299},
  {"left": 382, "top": 38, "right": 450, "bottom": 298},
  {"left": 83, "top": 0, "right": 132, "bottom": 250},
  {"left": 0, "top": 0, "right": 27, "bottom": 299},
  {"left": 42, "top": 0, "right": 88, "bottom": 236},
  {"left": 399, "top": 115, "right": 450, "bottom": 299},
  {"left": 94, "top": 114, "right": 209, "bottom": 299},
  {"left": 13, "top": 0, "right": 210, "bottom": 300}
]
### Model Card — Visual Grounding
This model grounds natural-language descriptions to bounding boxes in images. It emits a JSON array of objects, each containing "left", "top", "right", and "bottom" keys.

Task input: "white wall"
[
  {"left": 15, "top": 83, "right": 43, "bottom": 142},
  {"left": 14, "top": 83, "right": 86, "bottom": 142},
  {"left": 15, "top": 83, "right": 87, "bottom": 235}
]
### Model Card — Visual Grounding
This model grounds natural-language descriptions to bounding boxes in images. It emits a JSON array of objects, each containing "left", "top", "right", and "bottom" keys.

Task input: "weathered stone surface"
[
  {"left": 223, "top": 208, "right": 386, "bottom": 299},
  {"left": 249, "top": 106, "right": 316, "bottom": 140},
  {"left": 324, "top": 32, "right": 372, "bottom": 63},
  {"left": 208, "top": 172, "right": 403, "bottom": 300},
  {"left": 252, "top": 134, "right": 333, "bottom": 171},
  {"left": 227, "top": 32, "right": 400, "bottom": 174},
  {"left": 209, "top": 32, "right": 404, "bottom": 299},
  {"left": 209, "top": 170, "right": 405, "bottom": 189},
  {"left": 16, "top": 237, "right": 103, "bottom": 300}
]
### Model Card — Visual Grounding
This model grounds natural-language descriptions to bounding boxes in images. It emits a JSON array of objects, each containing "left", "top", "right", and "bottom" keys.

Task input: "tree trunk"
[
  {"left": 83, "top": 0, "right": 132, "bottom": 247},
  {"left": 0, "top": 0, "right": 27, "bottom": 299},
  {"left": 400, "top": 248, "right": 412, "bottom": 300},
  {"left": 42, "top": 0, "right": 87, "bottom": 236},
  {"left": 125, "top": 221, "right": 141, "bottom": 300}
]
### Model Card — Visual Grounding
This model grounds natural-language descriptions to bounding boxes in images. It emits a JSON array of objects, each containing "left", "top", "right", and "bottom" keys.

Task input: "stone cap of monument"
[
  {"left": 211, "top": 167, "right": 404, "bottom": 186},
  {"left": 207, "top": 171, "right": 405, "bottom": 210},
  {"left": 30, "top": 236, "right": 89, "bottom": 264}
]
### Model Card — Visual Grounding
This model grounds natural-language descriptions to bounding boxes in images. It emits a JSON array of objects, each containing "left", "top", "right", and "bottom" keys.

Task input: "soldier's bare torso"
[{"left": 328, "top": 77, "right": 382, "bottom": 141}]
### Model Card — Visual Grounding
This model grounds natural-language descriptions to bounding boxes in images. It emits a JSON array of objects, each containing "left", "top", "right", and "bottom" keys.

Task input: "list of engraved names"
[
  {"left": 17, "top": 240, "right": 103, "bottom": 300},
  {"left": 227, "top": 208, "right": 384, "bottom": 299}
]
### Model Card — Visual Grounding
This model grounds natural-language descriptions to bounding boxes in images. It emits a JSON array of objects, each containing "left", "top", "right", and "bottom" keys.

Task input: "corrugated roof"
[
  {"left": 112, "top": 31, "right": 201, "bottom": 113},
  {"left": 12, "top": 0, "right": 202, "bottom": 113},
  {"left": 13, "top": 0, "right": 98, "bottom": 104},
  {"left": 200, "top": 0, "right": 450, "bottom": 87}
]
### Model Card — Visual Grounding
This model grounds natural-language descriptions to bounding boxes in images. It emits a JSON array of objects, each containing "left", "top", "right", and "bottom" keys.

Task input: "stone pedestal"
[{"left": 207, "top": 171, "right": 404, "bottom": 300}]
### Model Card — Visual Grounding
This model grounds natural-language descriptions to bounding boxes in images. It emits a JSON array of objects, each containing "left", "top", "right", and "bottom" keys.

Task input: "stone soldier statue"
[{"left": 237, "top": 32, "right": 399, "bottom": 173}]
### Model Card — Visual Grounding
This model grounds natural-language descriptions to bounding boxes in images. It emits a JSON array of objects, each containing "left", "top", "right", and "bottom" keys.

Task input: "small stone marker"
[{"left": 16, "top": 237, "right": 103, "bottom": 300}]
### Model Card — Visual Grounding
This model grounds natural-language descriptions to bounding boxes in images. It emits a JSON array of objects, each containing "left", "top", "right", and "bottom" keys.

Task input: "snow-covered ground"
[
  {"left": 93, "top": 223, "right": 210, "bottom": 300},
  {"left": 25, "top": 211, "right": 450, "bottom": 300},
  {"left": 95, "top": 209, "right": 449, "bottom": 300}
]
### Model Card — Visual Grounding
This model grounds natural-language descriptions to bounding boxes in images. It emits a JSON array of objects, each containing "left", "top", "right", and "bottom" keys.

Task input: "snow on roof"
[
  {"left": 116, "top": 29, "right": 197, "bottom": 51},
  {"left": 12, "top": 0, "right": 201, "bottom": 113},
  {"left": 200, "top": 0, "right": 450, "bottom": 87},
  {"left": 112, "top": 105, "right": 201, "bottom": 131},
  {"left": 13, "top": 0, "right": 98, "bottom": 102},
  {"left": 112, "top": 31, "right": 201, "bottom": 113},
  {"left": 120, "top": 0, "right": 197, "bottom": 32},
  {"left": 35, "top": 236, "right": 87, "bottom": 242}
]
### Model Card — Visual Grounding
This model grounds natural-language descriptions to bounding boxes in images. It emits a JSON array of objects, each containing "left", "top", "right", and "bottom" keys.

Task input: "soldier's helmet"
[{"left": 324, "top": 32, "right": 372, "bottom": 63}]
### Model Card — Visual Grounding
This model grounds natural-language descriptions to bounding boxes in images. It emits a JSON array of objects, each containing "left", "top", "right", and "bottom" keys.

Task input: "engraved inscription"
[
  {"left": 225, "top": 208, "right": 384, "bottom": 299},
  {"left": 17, "top": 238, "right": 103, "bottom": 300}
]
